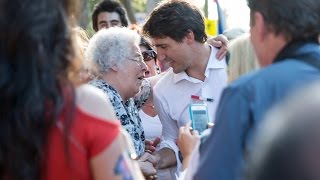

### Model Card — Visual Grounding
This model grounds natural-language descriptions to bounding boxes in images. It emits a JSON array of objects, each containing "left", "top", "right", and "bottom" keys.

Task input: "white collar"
[{"left": 173, "top": 45, "right": 227, "bottom": 84}]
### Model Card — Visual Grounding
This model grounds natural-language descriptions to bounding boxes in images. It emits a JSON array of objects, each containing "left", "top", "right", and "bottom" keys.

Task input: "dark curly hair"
[
  {"left": 92, "top": 0, "right": 129, "bottom": 32},
  {"left": 0, "top": 0, "right": 79, "bottom": 179}
]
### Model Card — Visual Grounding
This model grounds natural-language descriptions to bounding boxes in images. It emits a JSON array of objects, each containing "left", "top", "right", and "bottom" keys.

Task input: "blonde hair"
[
  {"left": 72, "top": 27, "right": 92, "bottom": 83},
  {"left": 73, "top": 27, "right": 90, "bottom": 66},
  {"left": 228, "top": 34, "right": 259, "bottom": 82},
  {"left": 74, "top": 26, "right": 90, "bottom": 54}
]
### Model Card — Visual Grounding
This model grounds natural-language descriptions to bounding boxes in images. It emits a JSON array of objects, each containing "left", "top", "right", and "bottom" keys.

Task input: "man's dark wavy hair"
[
  {"left": 143, "top": 0, "right": 207, "bottom": 43},
  {"left": 0, "top": 0, "right": 78, "bottom": 179}
]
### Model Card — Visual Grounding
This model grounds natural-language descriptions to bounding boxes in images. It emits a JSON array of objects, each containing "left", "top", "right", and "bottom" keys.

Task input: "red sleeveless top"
[{"left": 43, "top": 107, "right": 120, "bottom": 180}]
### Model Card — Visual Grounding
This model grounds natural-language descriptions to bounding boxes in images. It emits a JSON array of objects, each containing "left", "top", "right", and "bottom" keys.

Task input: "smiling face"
[
  {"left": 139, "top": 46, "right": 158, "bottom": 77},
  {"left": 117, "top": 45, "right": 147, "bottom": 99},
  {"left": 153, "top": 36, "right": 192, "bottom": 74},
  {"left": 97, "top": 12, "right": 122, "bottom": 30}
]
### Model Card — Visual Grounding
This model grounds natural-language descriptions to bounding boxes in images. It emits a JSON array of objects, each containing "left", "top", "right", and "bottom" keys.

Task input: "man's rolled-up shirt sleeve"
[{"left": 153, "top": 88, "right": 182, "bottom": 172}]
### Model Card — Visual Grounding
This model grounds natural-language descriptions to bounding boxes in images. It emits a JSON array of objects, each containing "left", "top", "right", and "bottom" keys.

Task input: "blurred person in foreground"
[
  {"left": 0, "top": 0, "right": 143, "bottom": 180},
  {"left": 245, "top": 82, "right": 320, "bottom": 180},
  {"left": 142, "top": 0, "right": 228, "bottom": 173},
  {"left": 195, "top": 0, "right": 320, "bottom": 179}
]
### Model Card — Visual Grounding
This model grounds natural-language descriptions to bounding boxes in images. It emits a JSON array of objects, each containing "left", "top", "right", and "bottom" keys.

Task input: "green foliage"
[
  {"left": 89, "top": 0, "right": 102, "bottom": 11},
  {"left": 131, "top": 0, "right": 147, "bottom": 13},
  {"left": 86, "top": 0, "right": 102, "bottom": 37}
]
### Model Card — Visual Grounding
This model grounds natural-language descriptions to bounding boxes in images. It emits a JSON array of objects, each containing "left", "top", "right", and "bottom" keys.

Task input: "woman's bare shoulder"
[{"left": 75, "top": 84, "right": 117, "bottom": 121}]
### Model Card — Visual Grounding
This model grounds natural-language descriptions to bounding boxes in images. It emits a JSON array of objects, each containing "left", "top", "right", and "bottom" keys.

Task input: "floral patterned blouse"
[{"left": 89, "top": 79, "right": 151, "bottom": 156}]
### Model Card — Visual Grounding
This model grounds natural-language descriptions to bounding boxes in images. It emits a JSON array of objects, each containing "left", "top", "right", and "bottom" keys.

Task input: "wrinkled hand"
[
  {"left": 138, "top": 152, "right": 158, "bottom": 179},
  {"left": 145, "top": 137, "right": 161, "bottom": 153},
  {"left": 138, "top": 160, "right": 157, "bottom": 178},
  {"left": 178, "top": 123, "right": 200, "bottom": 159},
  {"left": 139, "top": 152, "right": 159, "bottom": 168},
  {"left": 207, "top": 34, "right": 229, "bottom": 60}
]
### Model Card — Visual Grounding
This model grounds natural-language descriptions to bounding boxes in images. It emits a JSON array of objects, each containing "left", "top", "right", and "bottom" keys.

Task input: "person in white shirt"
[
  {"left": 142, "top": 0, "right": 228, "bottom": 173},
  {"left": 139, "top": 36, "right": 176, "bottom": 180},
  {"left": 138, "top": 36, "right": 162, "bottom": 142},
  {"left": 177, "top": 33, "right": 260, "bottom": 179}
]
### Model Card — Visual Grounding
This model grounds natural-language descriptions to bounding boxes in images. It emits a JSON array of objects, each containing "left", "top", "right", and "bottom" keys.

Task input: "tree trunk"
[{"left": 119, "top": 0, "right": 136, "bottom": 24}]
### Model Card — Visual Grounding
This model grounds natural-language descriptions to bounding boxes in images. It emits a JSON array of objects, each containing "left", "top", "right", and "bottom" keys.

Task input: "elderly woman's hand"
[
  {"left": 207, "top": 34, "right": 229, "bottom": 60},
  {"left": 138, "top": 152, "right": 157, "bottom": 179},
  {"left": 138, "top": 160, "right": 157, "bottom": 179}
]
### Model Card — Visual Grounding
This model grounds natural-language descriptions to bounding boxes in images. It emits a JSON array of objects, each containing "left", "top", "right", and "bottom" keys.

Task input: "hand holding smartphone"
[{"left": 189, "top": 104, "right": 209, "bottom": 134}]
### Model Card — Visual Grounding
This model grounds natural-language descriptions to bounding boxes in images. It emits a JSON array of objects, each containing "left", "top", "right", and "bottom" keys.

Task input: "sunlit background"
[{"left": 84, "top": 0, "right": 250, "bottom": 36}]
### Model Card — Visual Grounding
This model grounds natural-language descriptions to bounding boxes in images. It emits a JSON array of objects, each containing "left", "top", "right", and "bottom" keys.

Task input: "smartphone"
[{"left": 189, "top": 104, "right": 209, "bottom": 134}]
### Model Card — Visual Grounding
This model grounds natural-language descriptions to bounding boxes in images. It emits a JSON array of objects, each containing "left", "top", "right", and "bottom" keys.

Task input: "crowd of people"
[{"left": 1, "top": 0, "right": 320, "bottom": 180}]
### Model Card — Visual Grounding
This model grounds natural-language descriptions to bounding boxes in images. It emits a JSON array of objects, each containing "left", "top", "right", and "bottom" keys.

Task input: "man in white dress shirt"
[{"left": 142, "top": 0, "right": 228, "bottom": 173}]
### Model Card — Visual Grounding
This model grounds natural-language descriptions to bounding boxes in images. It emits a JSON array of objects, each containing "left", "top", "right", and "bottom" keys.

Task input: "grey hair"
[{"left": 85, "top": 27, "right": 141, "bottom": 75}]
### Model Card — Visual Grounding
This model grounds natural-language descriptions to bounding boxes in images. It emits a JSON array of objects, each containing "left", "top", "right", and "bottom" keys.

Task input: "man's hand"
[
  {"left": 140, "top": 148, "right": 176, "bottom": 169},
  {"left": 207, "top": 34, "right": 229, "bottom": 60},
  {"left": 145, "top": 137, "right": 161, "bottom": 153},
  {"left": 139, "top": 151, "right": 159, "bottom": 168}
]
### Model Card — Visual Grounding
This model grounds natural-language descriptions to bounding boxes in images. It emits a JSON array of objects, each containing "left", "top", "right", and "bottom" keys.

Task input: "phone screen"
[{"left": 190, "top": 105, "right": 209, "bottom": 134}]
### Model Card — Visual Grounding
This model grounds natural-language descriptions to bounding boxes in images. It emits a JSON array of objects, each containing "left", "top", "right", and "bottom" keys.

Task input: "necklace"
[{"left": 144, "top": 103, "right": 155, "bottom": 109}]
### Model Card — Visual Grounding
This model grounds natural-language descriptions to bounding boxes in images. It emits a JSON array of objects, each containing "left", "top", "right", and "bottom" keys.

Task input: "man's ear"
[
  {"left": 253, "top": 12, "right": 268, "bottom": 42},
  {"left": 185, "top": 30, "right": 195, "bottom": 44}
]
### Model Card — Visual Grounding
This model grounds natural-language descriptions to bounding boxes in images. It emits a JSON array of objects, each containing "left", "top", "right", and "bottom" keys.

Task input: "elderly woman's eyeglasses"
[
  {"left": 128, "top": 55, "right": 145, "bottom": 68},
  {"left": 142, "top": 50, "right": 157, "bottom": 62}
]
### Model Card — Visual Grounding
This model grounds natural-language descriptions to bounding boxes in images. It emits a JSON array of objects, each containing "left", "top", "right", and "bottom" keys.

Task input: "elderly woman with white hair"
[{"left": 86, "top": 27, "right": 157, "bottom": 178}]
